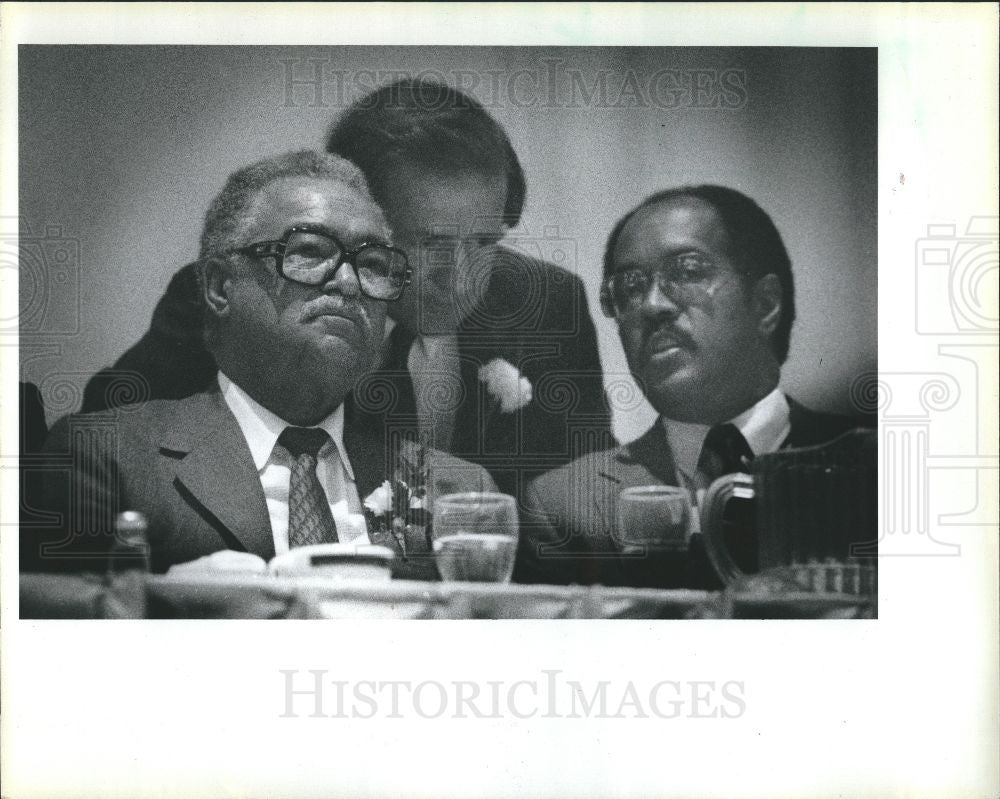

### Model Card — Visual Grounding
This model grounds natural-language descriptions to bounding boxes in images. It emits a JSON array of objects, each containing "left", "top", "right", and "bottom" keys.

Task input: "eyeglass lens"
[
  {"left": 610, "top": 254, "right": 721, "bottom": 312},
  {"left": 282, "top": 230, "right": 406, "bottom": 298}
]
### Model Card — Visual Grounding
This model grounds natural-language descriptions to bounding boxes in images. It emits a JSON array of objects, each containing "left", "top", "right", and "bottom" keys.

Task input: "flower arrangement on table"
[{"left": 362, "top": 448, "right": 433, "bottom": 563}]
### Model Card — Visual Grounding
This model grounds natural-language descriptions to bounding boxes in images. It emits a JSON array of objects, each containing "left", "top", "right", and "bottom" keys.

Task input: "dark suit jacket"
[
  {"left": 515, "top": 398, "right": 872, "bottom": 589},
  {"left": 20, "top": 382, "right": 49, "bottom": 454},
  {"left": 20, "top": 383, "right": 50, "bottom": 566},
  {"left": 81, "top": 248, "right": 612, "bottom": 508},
  {"left": 26, "top": 385, "right": 495, "bottom": 575}
]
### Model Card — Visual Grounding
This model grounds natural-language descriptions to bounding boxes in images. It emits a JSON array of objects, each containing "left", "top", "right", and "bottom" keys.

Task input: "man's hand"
[{"left": 166, "top": 550, "right": 269, "bottom": 576}]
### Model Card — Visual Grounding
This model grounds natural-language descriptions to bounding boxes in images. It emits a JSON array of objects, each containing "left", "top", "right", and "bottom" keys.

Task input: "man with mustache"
[
  {"left": 80, "top": 79, "right": 611, "bottom": 506},
  {"left": 516, "top": 185, "right": 868, "bottom": 589},
  {"left": 27, "top": 151, "right": 494, "bottom": 574}
]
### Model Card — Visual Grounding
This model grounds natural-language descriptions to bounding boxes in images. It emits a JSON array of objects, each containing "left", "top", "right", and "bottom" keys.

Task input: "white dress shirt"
[
  {"left": 406, "top": 332, "right": 461, "bottom": 452},
  {"left": 218, "top": 373, "right": 368, "bottom": 554},
  {"left": 662, "top": 388, "right": 792, "bottom": 536},
  {"left": 381, "top": 317, "right": 463, "bottom": 451}
]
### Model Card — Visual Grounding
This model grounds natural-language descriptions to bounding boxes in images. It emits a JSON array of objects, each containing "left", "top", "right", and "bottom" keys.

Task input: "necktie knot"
[
  {"left": 698, "top": 423, "right": 754, "bottom": 481},
  {"left": 277, "top": 427, "right": 338, "bottom": 547},
  {"left": 278, "top": 427, "right": 331, "bottom": 459}
]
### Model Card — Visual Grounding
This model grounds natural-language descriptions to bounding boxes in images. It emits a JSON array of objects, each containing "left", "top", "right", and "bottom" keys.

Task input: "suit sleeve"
[
  {"left": 513, "top": 476, "right": 576, "bottom": 585},
  {"left": 81, "top": 262, "right": 216, "bottom": 413},
  {"left": 514, "top": 454, "right": 629, "bottom": 587},
  {"left": 23, "top": 413, "right": 123, "bottom": 573}
]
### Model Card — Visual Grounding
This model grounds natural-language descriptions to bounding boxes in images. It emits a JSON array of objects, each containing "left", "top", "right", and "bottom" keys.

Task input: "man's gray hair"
[{"left": 199, "top": 150, "right": 378, "bottom": 259}]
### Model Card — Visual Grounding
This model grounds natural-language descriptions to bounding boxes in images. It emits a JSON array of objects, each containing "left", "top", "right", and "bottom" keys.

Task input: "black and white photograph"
[
  {"left": 1, "top": 4, "right": 997, "bottom": 799},
  {"left": 16, "top": 43, "right": 878, "bottom": 617}
]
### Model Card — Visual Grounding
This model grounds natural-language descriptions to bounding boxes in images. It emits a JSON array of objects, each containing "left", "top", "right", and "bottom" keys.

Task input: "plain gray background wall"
[{"left": 18, "top": 46, "right": 876, "bottom": 442}]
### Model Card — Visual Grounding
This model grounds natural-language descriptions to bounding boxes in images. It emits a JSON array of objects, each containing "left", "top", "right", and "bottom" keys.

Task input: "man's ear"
[
  {"left": 752, "top": 273, "right": 782, "bottom": 338},
  {"left": 201, "top": 257, "right": 233, "bottom": 320}
]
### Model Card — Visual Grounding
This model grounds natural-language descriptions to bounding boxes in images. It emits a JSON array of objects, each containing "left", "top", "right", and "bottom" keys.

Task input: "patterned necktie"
[{"left": 277, "top": 427, "right": 339, "bottom": 548}]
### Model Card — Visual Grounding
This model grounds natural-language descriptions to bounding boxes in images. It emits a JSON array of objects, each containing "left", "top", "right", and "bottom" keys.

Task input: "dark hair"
[
  {"left": 602, "top": 185, "right": 796, "bottom": 363},
  {"left": 324, "top": 78, "right": 526, "bottom": 227}
]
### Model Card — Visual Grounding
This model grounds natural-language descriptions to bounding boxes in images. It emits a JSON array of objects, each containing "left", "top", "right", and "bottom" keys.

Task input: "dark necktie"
[
  {"left": 697, "top": 423, "right": 754, "bottom": 483},
  {"left": 277, "top": 427, "right": 339, "bottom": 548},
  {"left": 687, "top": 423, "right": 756, "bottom": 588}
]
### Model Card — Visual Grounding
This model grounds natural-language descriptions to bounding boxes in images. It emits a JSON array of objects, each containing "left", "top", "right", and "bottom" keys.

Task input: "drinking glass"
[
  {"left": 432, "top": 492, "right": 519, "bottom": 583},
  {"left": 617, "top": 486, "right": 691, "bottom": 554}
]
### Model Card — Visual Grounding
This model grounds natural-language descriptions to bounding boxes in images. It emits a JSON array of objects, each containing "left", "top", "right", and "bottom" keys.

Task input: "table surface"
[{"left": 20, "top": 571, "right": 875, "bottom": 619}]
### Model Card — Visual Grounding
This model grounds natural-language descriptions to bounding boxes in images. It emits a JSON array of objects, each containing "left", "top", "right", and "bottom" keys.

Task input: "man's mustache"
[
  {"left": 299, "top": 296, "right": 370, "bottom": 332},
  {"left": 642, "top": 321, "right": 694, "bottom": 355}
]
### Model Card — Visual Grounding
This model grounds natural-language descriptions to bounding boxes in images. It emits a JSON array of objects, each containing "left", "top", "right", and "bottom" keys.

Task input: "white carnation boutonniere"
[
  {"left": 479, "top": 358, "right": 533, "bottom": 413},
  {"left": 363, "top": 480, "right": 394, "bottom": 516}
]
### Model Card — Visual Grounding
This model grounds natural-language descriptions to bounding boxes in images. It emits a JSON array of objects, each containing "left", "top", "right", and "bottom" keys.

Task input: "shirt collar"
[
  {"left": 218, "top": 372, "right": 354, "bottom": 480},
  {"left": 662, "top": 387, "right": 791, "bottom": 478},
  {"left": 730, "top": 387, "right": 791, "bottom": 458}
]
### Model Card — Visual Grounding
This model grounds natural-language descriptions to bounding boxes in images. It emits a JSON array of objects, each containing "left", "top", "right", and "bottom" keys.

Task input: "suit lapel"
[
  {"left": 783, "top": 396, "right": 849, "bottom": 448},
  {"left": 615, "top": 422, "right": 679, "bottom": 487},
  {"left": 381, "top": 322, "right": 418, "bottom": 417},
  {"left": 347, "top": 322, "right": 420, "bottom": 502},
  {"left": 161, "top": 389, "right": 275, "bottom": 560},
  {"left": 344, "top": 393, "right": 391, "bottom": 504},
  {"left": 453, "top": 336, "right": 489, "bottom": 455},
  {"left": 783, "top": 396, "right": 807, "bottom": 448},
  {"left": 587, "top": 422, "right": 679, "bottom": 554}
]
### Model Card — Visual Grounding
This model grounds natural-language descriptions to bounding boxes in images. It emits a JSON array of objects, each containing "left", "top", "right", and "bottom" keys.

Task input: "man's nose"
[
  {"left": 322, "top": 260, "right": 361, "bottom": 297},
  {"left": 640, "top": 275, "right": 680, "bottom": 317}
]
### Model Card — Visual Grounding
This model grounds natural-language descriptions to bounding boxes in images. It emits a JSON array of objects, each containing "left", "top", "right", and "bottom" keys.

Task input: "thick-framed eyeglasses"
[
  {"left": 225, "top": 225, "right": 411, "bottom": 301},
  {"left": 599, "top": 252, "right": 741, "bottom": 317}
]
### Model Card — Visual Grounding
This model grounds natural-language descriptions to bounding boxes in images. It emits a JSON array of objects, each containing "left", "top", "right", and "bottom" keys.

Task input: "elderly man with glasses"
[
  {"left": 515, "top": 185, "right": 870, "bottom": 589},
  {"left": 27, "top": 151, "right": 494, "bottom": 575}
]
